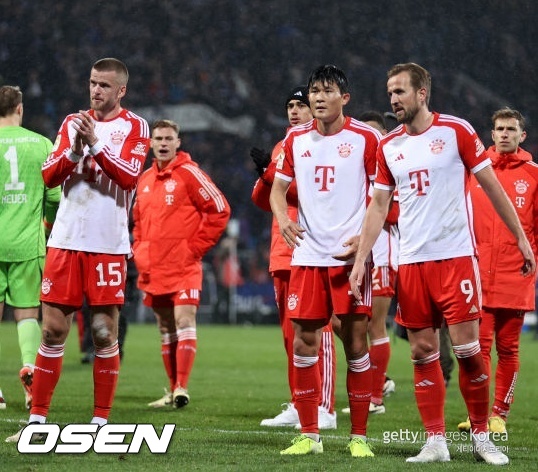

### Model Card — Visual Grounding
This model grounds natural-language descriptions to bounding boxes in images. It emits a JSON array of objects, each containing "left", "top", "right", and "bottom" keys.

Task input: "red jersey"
[
  {"left": 251, "top": 140, "right": 298, "bottom": 272},
  {"left": 470, "top": 146, "right": 538, "bottom": 310},
  {"left": 132, "top": 151, "right": 230, "bottom": 294}
]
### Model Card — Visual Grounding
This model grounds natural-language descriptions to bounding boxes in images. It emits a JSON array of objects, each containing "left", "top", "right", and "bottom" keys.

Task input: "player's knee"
[{"left": 91, "top": 318, "right": 113, "bottom": 346}]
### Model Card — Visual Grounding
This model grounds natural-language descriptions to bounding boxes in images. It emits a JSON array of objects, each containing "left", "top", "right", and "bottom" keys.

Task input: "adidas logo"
[
  {"left": 179, "top": 290, "right": 189, "bottom": 300},
  {"left": 469, "top": 305, "right": 479, "bottom": 314},
  {"left": 471, "top": 374, "right": 488, "bottom": 383},
  {"left": 395, "top": 153, "right": 405, "bottom": 161},
  {"left": 142, "top": 185, "right": 150, "bottom": 193},
  {"left": 115, "top": 289, "right": 124, "bottom": 298},
  {"left": 415, "top": 379, "right": 434, "bottom": 387},
  {"left": 301, "top": 150, "right": 312, "bottom": 158}
]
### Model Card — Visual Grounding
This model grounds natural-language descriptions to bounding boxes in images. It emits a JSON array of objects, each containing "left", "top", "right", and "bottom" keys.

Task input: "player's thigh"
[
  {"left": 85, "top": 253, "right": 127, "bottom": 305},
  {"left": 396, "top": 263, "right": 440, "bottom": 329},
  {"left": 287, "top": 266, "right": 332, "bottom": 323},
  {"left": 430, "top": 256, "right": 481, "bottom": 326},
  {"left": 3, "top": 258, "right": 43, "bottom": 308}
]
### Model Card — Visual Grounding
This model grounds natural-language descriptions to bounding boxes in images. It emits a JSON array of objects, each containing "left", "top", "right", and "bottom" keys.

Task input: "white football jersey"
[
  {"left": 275, "top": 117, "right": 379, "bottom": 266},
  {"left": 374, "top": 113, "right": 489, "bottom": 264},
  {"left": 44, "top": 109, "right": 150, "bottom": 254}
]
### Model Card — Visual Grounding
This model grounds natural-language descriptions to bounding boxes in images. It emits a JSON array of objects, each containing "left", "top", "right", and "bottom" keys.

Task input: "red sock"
[
  {"left": 413, "top": 352, "right": 445, "bottom": 435},
  {"left": 453, "top": 341, "right": 488, "bottom": 434},
  {"left": 370, "top": 337, "right": 390, "bottom": 404},
  {"left": 318, "top": 326, "right": 336, "bottom": 413},
  {"left": 348, "top": 354, "right": 372, "bottom": 436},
  {"left": 293, "top": 355, "right": 320, "bottom": 434},
  {"left": 93, "top": 341, "right": 120, "bottom": 420},
  {"left": 175, "top": 328, "right": 197, "bottom": 389},
  {"left": 161, "top": 333, "right": 178, "bottom": 391},
  {"left": 30, "top": 343, "right": 64, "bottom": 418}
]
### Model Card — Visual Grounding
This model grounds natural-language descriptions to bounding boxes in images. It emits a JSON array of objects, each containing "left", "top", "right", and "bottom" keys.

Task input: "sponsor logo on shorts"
[{"left": 115, "top": 289, "right": 124, "bottom": 298}]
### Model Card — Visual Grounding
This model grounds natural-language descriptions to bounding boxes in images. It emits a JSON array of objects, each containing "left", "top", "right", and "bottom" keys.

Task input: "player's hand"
[
  {"left": 349, "top": 260, "right": 365, "bottom": 301},
  {"left": 518, "top": 238, "right": 536, "bottom": 276},
  {"left": 333, "top": 235, "right": 360, "bottom": 261},
  {"left": 250, "top": 147, "right": 271, "bottom": 177},
  {"left": 278, "top": 219, "right": 305, "bottom": 249},
  {"left": 72, "top": 110, "right": 98, "bottom": 147}
]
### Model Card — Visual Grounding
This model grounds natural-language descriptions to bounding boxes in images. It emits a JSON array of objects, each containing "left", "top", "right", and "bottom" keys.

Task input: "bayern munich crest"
[
  {"left": 514, "top": 179, "right": 529, "bottom": 194},
  {"left": 110, "top": 130, "right": 126, "bottom": 145},
  {"left": 287, "top": 293, "right": 299, "bottom": 311},
  {"left": 337, "top": 143, "right": 352, "bottom": 158},
  {"left": 429, "top": 138, "right": 445, "bottom": 154},
  {"left": 164, "top": 179, "right": 177, "bottom": 193},
  {"left": 41, "top": 278, "right": 52, "bottom": 295}
]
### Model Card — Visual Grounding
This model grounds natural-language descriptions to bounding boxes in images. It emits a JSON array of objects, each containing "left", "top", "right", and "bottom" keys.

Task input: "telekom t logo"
[
  {"left": 409, "top": 169, "right": 430, "bottom": 196},
  {"left": 314, "top": 165, "right": 335, "bottom": 191}
]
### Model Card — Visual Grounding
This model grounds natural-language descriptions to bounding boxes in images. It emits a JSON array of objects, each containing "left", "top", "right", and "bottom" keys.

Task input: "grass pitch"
[{"left": 1, "top": 322, "right": 537, "bottom": 471}]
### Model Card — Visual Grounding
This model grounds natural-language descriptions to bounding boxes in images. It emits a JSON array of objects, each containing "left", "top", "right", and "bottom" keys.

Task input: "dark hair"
[
  {"left": 358, "top": 110, "right": 386, "bottom": 130},
  {"left": 307, "top": 64, "right": 349, "bottom": 94},
  {"left": 491, "top": 107, "right": 525, "bottom": 130},
  {"left": 0, "top": 85, "right": 22, "bottom": 117},
  {"left": 92, "top": 57, "right": 129, "bottom": 85},
  {"left": 387, "top": 63, "right": 431, "bottom": 106}
]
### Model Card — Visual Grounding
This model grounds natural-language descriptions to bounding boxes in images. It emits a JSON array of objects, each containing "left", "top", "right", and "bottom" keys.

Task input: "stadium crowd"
[{"left": 1, "top": 0, "right": 536, "bottom": 288}]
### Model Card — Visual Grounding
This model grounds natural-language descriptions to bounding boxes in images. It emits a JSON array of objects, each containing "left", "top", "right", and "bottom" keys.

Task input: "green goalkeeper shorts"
[{"left": 0, "top": 257, "right": 44, "bottom": 308}]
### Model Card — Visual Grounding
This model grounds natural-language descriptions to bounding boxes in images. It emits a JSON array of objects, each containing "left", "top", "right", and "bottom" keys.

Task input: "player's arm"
[
  {"left": 270, "top": 176, "right": 303, "bottom": 248},
  {"left": 349, "top": 187, "right": 392, "bottom": 300},
  {"left": 184, "top": 167, "right": 231, "bottom": 259},
  {"left": 475, "top": 164, "right": 536, "bottom": 276},
  {"left": 42, "top": 117, "right": 80, "bottom": 187},
  {"left": 43, "top": 184, "right": 61, "bottom": 237}
]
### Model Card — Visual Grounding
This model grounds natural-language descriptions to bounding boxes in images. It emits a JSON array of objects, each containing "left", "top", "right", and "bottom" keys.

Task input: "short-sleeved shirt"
[
  {"left": 374, "top": 112, "right": 489, "bottom": 264},
  {"left": 275, "top": 117, "right": 379, "bottom": 266}
]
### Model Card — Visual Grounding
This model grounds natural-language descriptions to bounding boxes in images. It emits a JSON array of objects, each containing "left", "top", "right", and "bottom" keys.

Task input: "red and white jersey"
[
  {"left": 43, "top": 108, "right": 150, "bottom": 254},
  {"left": 375, "top": 112, "right": 489, "bottom": 264},
  {"left": 275, "top": 117, "right": 379, "bottom": 266}
]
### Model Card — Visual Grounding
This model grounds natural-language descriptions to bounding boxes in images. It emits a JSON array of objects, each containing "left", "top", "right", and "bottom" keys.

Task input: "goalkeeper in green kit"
[{"left": 0, "top": 85, "right": 60, "bottom": 410}]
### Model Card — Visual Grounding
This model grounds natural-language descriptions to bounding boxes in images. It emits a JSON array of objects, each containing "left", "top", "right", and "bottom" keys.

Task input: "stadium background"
[{"left": 2, "top": 0, "right": 537, "bottom": 325}]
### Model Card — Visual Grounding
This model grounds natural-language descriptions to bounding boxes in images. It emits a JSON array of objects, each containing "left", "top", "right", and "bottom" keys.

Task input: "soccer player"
[
  {"left": 133, "top": 119, "right": 230, "bottom": 409},
  {"left": 270, "top": 65, "right": 379, "bottom": 457},
  {"left": 0, "top": 85, "right": 60, "bottom": 410},
  {"left": 348, "top": 62, "right": 535, "bottom": 465},
  {"left": 6, "top": 58, "right": 150, "bottom": 442},
  {"left": 458, "top": 107, "right": 538, "bottom": 434},
  {"left": 251, "top": 86, "right": 337, "bottom": 429}
]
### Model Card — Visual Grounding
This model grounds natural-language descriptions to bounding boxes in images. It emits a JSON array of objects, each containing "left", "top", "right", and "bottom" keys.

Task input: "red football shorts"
[
  {"left": 142, "top": 289, "right": 201, "bottom": 308},
  {"left": 41, "top": 248, "right": 127, "bottom": 307},
  {"left": 371, "top": 265, "right": 397, "bottom": 298},
  {"left": 286, "top": 265, "right": 372, "bottom": 323},
  {"left": 396, "top": 256, "right": 482, "bottom": 329}
]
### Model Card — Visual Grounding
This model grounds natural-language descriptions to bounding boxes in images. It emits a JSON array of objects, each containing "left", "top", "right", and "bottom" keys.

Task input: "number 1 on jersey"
[{"left": 3, "top": 146, "right": 25, "bottom": 191}]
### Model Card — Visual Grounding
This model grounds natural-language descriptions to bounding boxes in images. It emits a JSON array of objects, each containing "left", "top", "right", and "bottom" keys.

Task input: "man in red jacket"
[
  {"left": 458, "top": 107, "right": 538, "bottom": 434},
  {"left": 133, "top": 119, "right": 230, "bottom": 408}
]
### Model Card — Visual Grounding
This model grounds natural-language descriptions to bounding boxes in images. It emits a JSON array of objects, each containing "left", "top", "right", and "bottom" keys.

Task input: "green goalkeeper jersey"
[{"left": 0, "top": 125, "right": 60, "bottom": 261}]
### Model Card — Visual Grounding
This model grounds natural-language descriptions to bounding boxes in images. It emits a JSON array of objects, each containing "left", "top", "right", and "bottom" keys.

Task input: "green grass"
[{"left": 1, "top": 322, "right": 538, "bottom": 471}]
